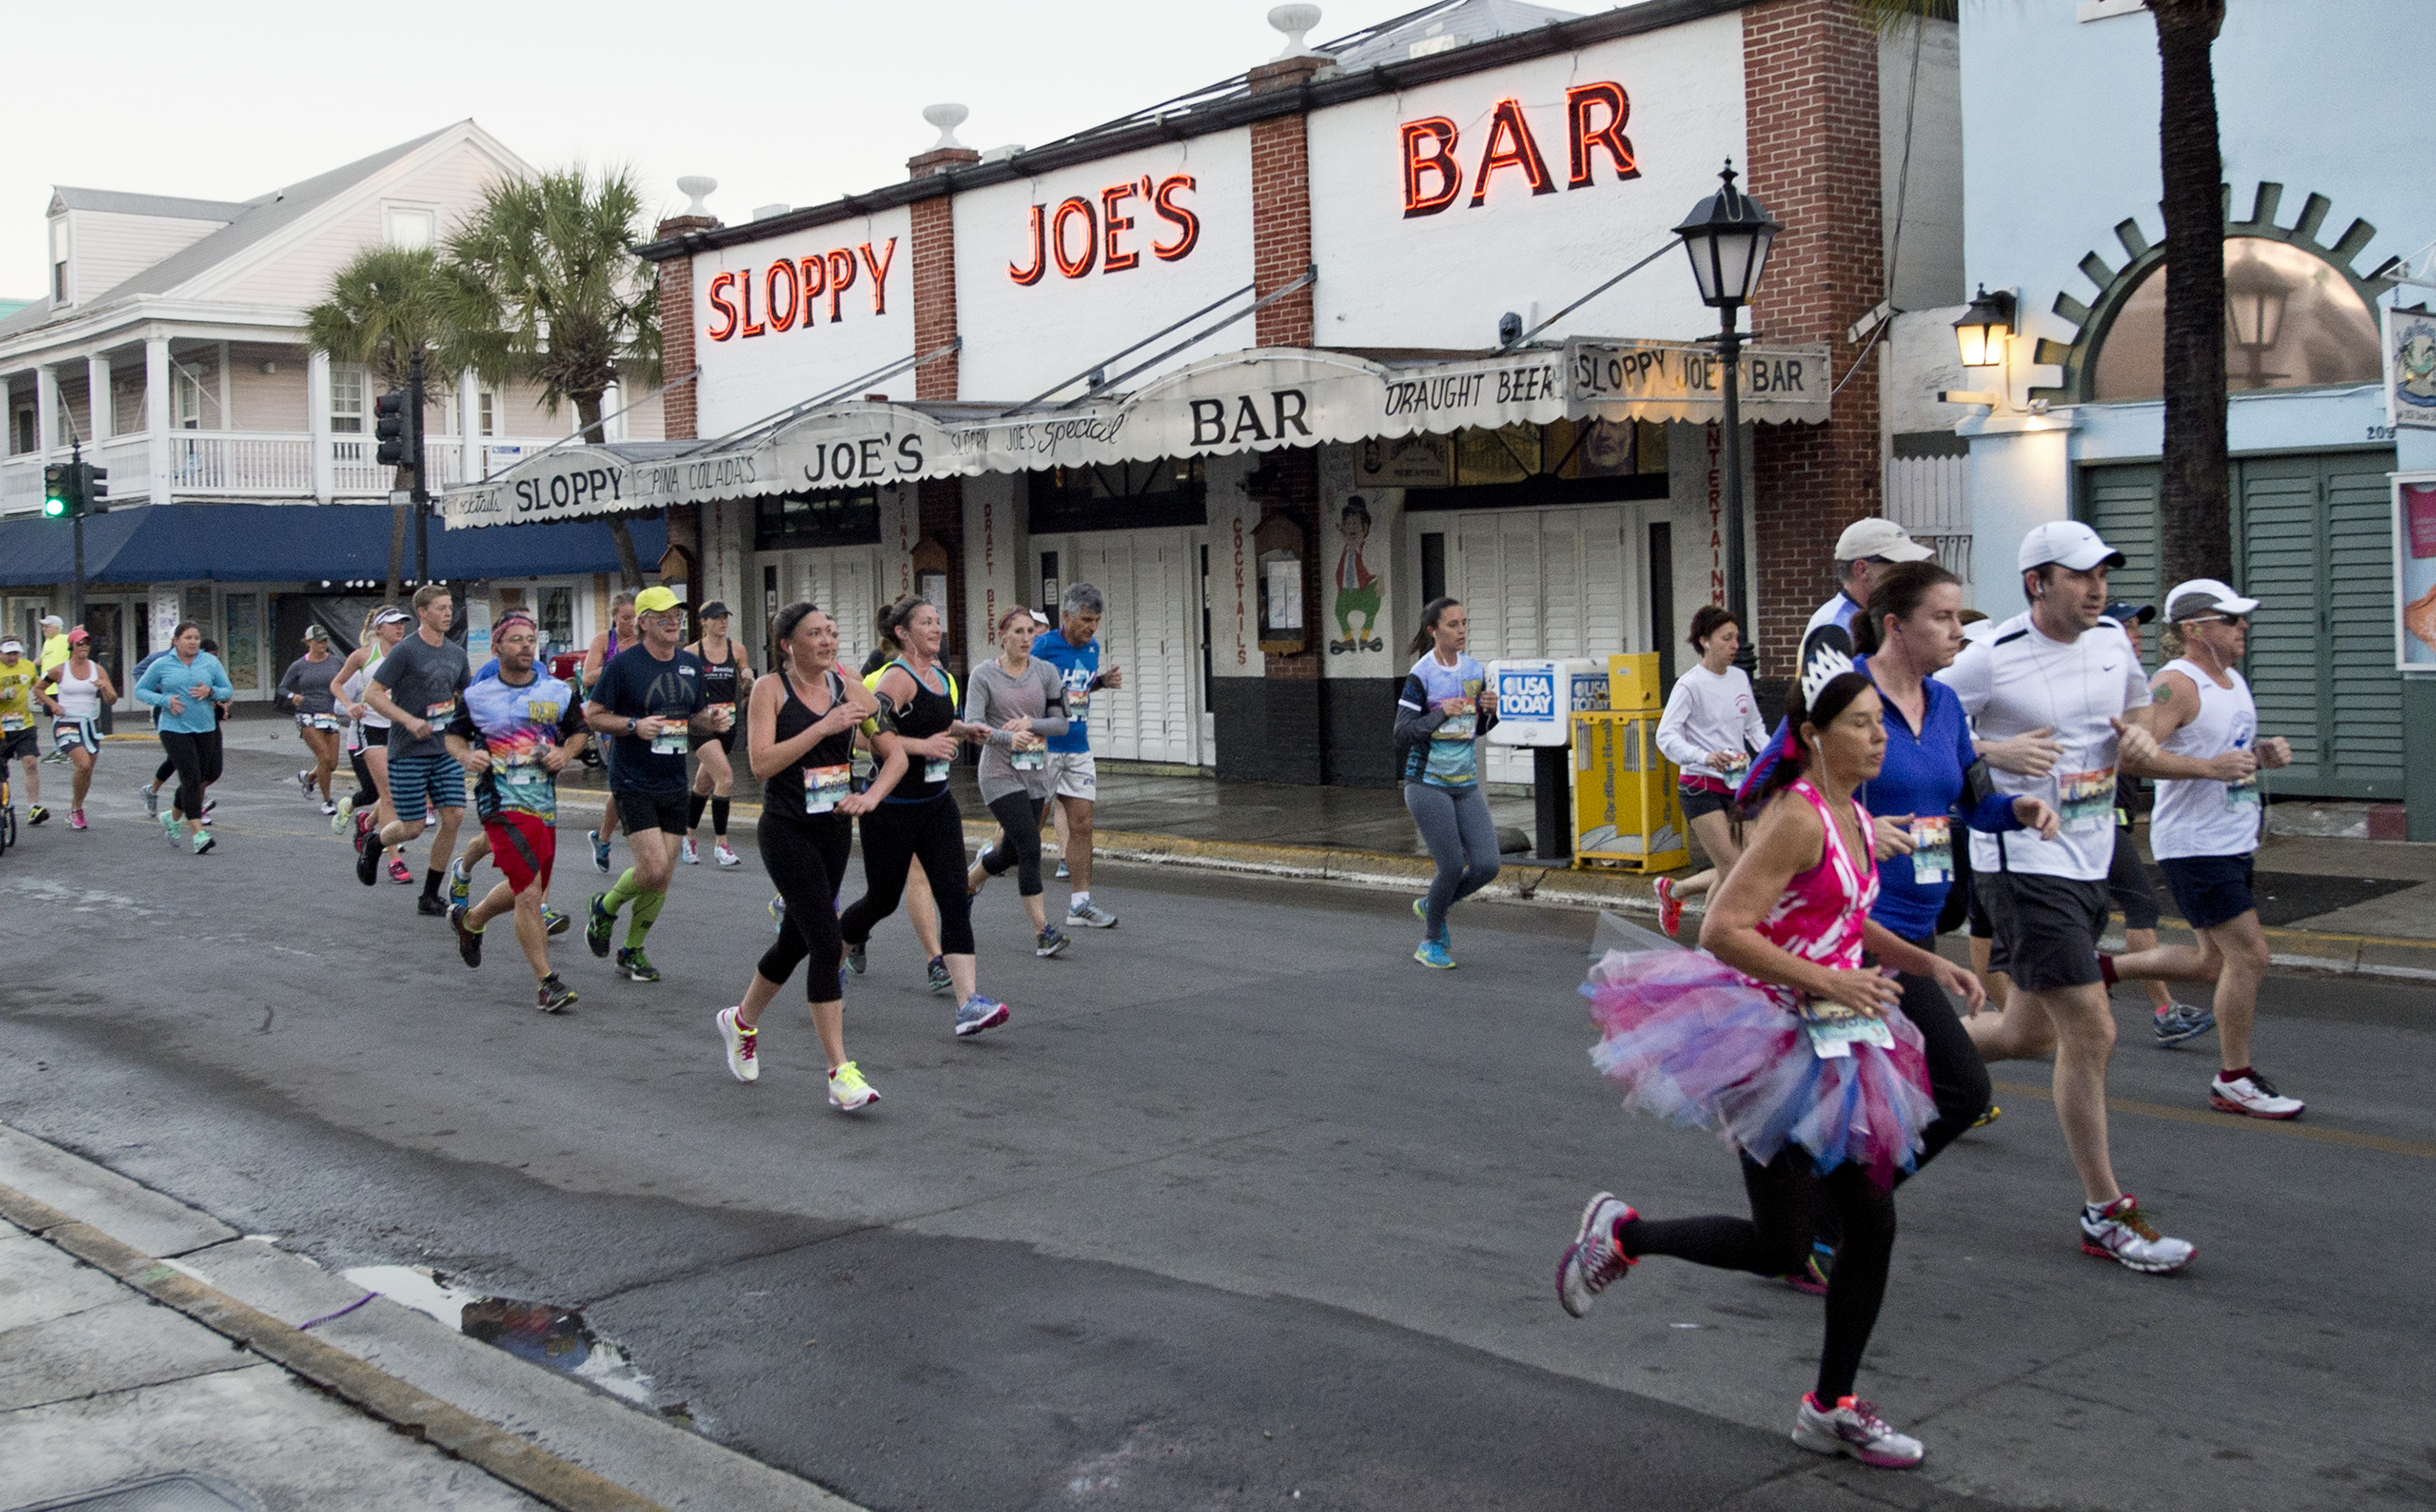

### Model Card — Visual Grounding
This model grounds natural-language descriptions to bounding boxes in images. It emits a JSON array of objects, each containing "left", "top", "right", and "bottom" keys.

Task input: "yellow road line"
[{"left": 1989, "top": 1078, "right": 2436, "bottom": 1160}]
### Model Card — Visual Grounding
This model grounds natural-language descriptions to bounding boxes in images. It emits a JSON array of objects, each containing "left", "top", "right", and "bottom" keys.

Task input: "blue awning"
[{"left": 0, "top": 503, "right": 667, "bottom": 587}]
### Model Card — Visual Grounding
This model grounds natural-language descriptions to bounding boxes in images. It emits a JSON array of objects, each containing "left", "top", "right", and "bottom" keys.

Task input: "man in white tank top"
[{"left": 2102, "top": 580, "right": 2301, "bottom": 1119}]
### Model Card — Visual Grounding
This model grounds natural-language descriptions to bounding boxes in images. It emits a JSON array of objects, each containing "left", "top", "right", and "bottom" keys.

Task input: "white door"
[
  {"left": 1442, "top": 503, "right": 1638, "bottom": 781},
  {"left": 769, "top": 548, "right": 879, "bottom": 672},
  {"left": 1060, "top": 529, "right": 1203, "bottom": 765}
]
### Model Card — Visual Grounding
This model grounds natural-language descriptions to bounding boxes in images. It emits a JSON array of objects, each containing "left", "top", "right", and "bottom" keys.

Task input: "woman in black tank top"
[
  {"left": 840, "top": 596, "right": 1013, "bottom": 1039},
  {"left": 683, "top": 611, "right": 754, "bottom": 864},
  {"left": 718, "top": 603, "right": 883, "bottom": 1112}
]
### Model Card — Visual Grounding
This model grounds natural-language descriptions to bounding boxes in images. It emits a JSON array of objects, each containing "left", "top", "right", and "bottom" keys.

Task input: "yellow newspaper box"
[
  {"left": 1572, "top": 709, "right": 1690, "bottom": 871},
  {"left": 1607, "top": 652, "right": 1664, "bottom": 714}
]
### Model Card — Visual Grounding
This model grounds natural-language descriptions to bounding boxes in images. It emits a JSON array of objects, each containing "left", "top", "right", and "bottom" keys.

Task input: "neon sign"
[
  {"left": 706, "top": 238, "right": 897, "bottom": 342},
  {"left": 1402, "top": 83, "right": 1637, "bottom": 218},
  {"left": 1009, "top": 175, "right": 1200, "bottom": 284}
]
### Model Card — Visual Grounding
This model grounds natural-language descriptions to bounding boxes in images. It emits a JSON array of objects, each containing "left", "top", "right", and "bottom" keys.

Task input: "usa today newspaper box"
[
  {"left": 1489, "top": 659, "right": 1610, "bottom": 862},
  {"left": 1571, "top": 651, "right": 1690, "bottom": 871}
]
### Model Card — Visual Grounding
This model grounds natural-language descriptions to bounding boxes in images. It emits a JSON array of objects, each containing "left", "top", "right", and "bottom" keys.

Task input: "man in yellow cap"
[{"left": 581, "top": 587, "right": 731, "bottom": 982}]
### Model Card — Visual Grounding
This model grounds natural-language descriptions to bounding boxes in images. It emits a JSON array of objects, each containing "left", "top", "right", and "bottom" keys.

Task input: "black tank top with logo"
[
  {"left": 700, "top": 640, "right": 742, "bottom": 707},
  {"left": 766, "top": 668, "right": 857, "bottom": 827},
  {"left": 882, "top": 659, "right": 957, "bottom": 805}
]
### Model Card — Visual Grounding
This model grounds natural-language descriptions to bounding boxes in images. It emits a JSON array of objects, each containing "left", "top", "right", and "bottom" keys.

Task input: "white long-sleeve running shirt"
[{"left": 1656, "top": 663, "right": 1768, "bottom": 782}]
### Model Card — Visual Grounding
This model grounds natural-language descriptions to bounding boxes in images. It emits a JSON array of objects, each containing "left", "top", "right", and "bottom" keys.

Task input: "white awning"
[{"left": 443, "top": 339, "right": 1828, "bottom": 528}]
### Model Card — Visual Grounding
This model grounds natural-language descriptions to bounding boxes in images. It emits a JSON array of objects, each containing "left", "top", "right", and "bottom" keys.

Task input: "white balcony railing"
[
  {"left": 162, "top": 431, "right": 314, "bottom": 495},
  {"left": 2, "top": 434, "right": 577, "bottom": 512}
]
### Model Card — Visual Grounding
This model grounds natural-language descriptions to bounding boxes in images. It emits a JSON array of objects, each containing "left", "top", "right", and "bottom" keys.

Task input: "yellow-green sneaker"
[{"left": 827, "top": 1060, "right": 879, "bottom": 1112}]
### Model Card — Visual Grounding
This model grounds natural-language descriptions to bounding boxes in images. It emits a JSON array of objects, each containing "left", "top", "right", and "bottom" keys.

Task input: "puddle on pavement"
[{"left": 341, "top": 1264, "right": 654, "bottom": 1406}]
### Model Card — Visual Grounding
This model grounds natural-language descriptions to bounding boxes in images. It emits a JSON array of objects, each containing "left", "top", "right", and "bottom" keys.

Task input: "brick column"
[
  {"left": 1249, "top": 57, "right": 1320, "bottom": 348},
  {"left": 653, "top": 213, "right": 718, "bottom": 442},
  {"left": 907, "top": 146, "right": 978, "bottom": 400},
  {"left": 1742, "top": 0, "right": 1884, "bottom": 680}
]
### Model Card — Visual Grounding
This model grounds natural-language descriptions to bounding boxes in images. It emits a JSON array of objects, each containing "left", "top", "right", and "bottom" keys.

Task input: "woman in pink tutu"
[{"left": 1553, "top": 646, "right": 1983, "bottom": 1470}]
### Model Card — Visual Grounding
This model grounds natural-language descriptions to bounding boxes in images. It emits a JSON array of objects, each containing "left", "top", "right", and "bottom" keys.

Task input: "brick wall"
[
  {"left": 652, "top": 214, "right": 717, "bottom": 442},
  {"left": 1249, "top": 58, "right": 1320, "bottom": 348},
  {"left": 906, "top": 148, "right": 978, "bottom": 400},
  {"left": 1742, "top": 0, "right": 1884, "bottom": 678}
]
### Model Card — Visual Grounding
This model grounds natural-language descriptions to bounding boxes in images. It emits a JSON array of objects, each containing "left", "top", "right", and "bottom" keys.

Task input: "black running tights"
[
  {"left": 348, "top": 750, "right": 378, "bottom": 810},
  {"left": 756, "top": 814, "right": 853, "bottom": 1000},
  {"left": 841, "top": 795, "right": 975, "bottom": 956},
  {"left": 1622, "top": 1148, "right": 1898, "bottom": 1405},
  {"left": 981, "top": 791, "right": 1047, "bottom": 896},
  {"left": 1894, "top": 940, "right": 1993, "bottom": 1176},
  {"left": 157, "top": 729, "right": 222, "bottom": 823}
]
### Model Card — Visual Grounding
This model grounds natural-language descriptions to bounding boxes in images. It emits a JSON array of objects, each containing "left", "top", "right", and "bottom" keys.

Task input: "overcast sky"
[{"left": 4, "top": 0, "right": 1445, "bottom": 298}]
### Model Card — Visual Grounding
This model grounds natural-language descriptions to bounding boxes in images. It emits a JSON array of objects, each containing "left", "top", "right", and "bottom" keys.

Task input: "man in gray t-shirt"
[{"left": 360, "top": 586, "right": 471, "bottom": 909}]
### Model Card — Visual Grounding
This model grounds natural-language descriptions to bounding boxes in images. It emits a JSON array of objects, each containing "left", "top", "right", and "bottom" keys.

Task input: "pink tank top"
[{"left": 1751, "top": 779, "right": 1879, "bottom": 987}]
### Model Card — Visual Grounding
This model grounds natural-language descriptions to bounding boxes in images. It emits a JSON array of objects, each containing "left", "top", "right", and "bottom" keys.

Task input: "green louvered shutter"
[
  {"left": 2235, "top": 461, "right": 2326, "bottom": 777},
  {"left": 2081, "top": 464, "right": 2162, "bottom": 668},
  {"left": 2319, "top": 455, "right": 2405, "bottom": 796}
]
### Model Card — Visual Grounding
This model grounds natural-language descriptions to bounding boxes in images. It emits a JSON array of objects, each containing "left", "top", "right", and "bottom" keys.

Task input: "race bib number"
[
  {"left": 805, "top": 763, "right": 851, "bottom": 814},
  {"left": 650, "top": 725, "right": 690, "bottom": 756},
  {"left": 0, "top": 714, "right": 22, "bottom": 732},
  {"left": 2057, "top": 767, "right": 2116, "bottom": 833},
  {"left": 304, "top": 714, "right": 341, "bottom": 732},
  {"left": 2226, "top": 773, "right": 2261, "bottom": 810},
  {"left": 1011, "top": 745, "right": 1046, "bottom": 771},
  {"left": 425, "top": 700, "right": 457, "bottom": 723},
  {"left": 1800, "top": 998, "right": 1894, "bottom": 1059},
  {"left": 924, "top": 756, "right": 952, "bottom": 784},
  {"left": 1065, "top": 689, "right": 1090, "bottom": 724},
  {"left": 1908, "top": 815, "right": 1953, "bottom": 886},
  {"left": 495, "top": 757, "right": 552, "bottom": 810}
]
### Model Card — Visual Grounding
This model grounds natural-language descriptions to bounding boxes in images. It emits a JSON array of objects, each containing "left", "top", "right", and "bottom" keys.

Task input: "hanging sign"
[{"left": 2386, "top": 306, "right": 2436, "bottom": 432}]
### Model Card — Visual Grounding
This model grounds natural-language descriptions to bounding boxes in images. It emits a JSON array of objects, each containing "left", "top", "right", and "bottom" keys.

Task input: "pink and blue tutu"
[{"left": 1583, "top": 948, "right": 1937, "bottom": 1190}]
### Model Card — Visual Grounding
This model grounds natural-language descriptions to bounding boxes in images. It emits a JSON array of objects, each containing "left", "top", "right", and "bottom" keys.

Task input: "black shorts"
[
  {"left": 2158, "top": 854, "right": 2257, "bottom": 931},
  {"left": 1967, "top": 875, "right": 1993, "bottom": 940},
  {"left": 1979, "top": 871, "right": 2110, "bottom": 993},
  {"left": 617, "top": 788, "right": 691, "bottom": 836},
  {"left": 0, "top": 728, "right": 36, "bottom": 762},
  {"left": 1679, "top": 781, "right": 1732, "bottom": 822},
  {"left": 2105, "top": 834, "right": 2162, "bottom": 931}
]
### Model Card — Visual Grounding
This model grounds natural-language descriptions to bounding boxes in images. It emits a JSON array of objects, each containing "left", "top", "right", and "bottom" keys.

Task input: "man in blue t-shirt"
[{"left": 1030, "top": 585, "right": 1122, "bottom": 930}]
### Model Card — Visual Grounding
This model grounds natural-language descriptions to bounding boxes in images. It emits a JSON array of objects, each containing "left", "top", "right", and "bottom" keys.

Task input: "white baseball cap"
[
  {"left": 38, "top": 613, "right": 63, "bottom": 627},
  {"left": 2018, "top": 520, "right": 2125, "bottom": 573},
  {"left": 1833, "top": 518, "right": 1935, "bottom": 564},
  {"left": 2164, "top": 577, "right": 2261, "bottom": 621},
  {"left": 0, "top": 639, "right": 22, "bottom": 654}
]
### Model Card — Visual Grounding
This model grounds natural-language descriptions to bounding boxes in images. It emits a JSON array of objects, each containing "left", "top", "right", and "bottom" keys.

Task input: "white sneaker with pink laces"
[{"left": 1792, "top": 1393, "right": 1924, "bottom": 1468}]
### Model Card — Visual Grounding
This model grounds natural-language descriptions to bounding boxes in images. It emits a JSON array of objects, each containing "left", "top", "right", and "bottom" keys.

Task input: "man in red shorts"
[{"left": 443, "top": 612, "right": 589, "bottom": 1012}]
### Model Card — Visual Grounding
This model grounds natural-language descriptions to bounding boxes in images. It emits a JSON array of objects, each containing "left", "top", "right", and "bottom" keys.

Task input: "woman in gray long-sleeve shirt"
[
  {"left": 963, "top": 607, "right": 1073, "bottom": 957},
  {"left": 276, "top": 624, "right": 346, "bottom": 812}
]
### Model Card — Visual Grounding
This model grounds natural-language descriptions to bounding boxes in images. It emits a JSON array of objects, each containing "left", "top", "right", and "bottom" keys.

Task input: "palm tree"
[
  {"left": 1855, "top": 0, "right": 2231, "bottom": 584},
  {"left": 304, "top": 244, "right": 460, "bottom": 598},
  {"left": 442, "top": 166, "right": 661, "bottom": 586}
]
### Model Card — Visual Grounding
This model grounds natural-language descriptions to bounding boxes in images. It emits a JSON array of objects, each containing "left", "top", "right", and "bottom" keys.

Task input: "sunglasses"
[{"left": 2181, "top": 613, "right": 2248, "bottom": 627}]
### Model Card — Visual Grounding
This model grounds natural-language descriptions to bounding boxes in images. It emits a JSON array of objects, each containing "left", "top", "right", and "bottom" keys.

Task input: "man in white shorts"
[
  {"left": 1940, "top": 521, "right": 2195, "bottom": 1274},
  {"left": 2101, "top": 579, "right": 2301, "bottom": 1119},
  {"left": 1030, "top": 585, "right": 1121, "bottom": 929}
]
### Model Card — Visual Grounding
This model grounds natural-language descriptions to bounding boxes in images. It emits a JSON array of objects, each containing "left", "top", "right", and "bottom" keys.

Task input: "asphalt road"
[{"left": 2, "top": 744, "right": 2432, "bottom": 1511}]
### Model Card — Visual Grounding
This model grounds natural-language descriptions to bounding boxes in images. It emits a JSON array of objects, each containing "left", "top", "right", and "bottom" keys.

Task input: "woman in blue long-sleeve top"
[
  {"left": 1851, "top": 562, "right": 2059, "bottom": 1173},
  {"left": 134, "top": 622, "right": 234, "bottom": 854}
]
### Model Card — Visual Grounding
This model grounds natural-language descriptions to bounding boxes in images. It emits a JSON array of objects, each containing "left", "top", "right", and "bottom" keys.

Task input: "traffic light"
[
  {"left": 41, "top": 464, "right": 72, "bottom": 518},
  {"left": 374, "top": 389, "right": 415, "bottom": 468},
  {"left": 80, "top": 462, "right": 106, "bottom": 513}
]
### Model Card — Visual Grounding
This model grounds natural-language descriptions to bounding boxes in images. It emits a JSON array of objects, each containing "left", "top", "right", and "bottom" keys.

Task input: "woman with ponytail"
[{"left": 1393, "top": 597, "right": 1500, "bottom": 970}]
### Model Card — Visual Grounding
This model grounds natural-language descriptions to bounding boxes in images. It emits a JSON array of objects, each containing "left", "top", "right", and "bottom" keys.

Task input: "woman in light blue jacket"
[{"left": 135, "top": 622, "right": 233, "bottom": 854}]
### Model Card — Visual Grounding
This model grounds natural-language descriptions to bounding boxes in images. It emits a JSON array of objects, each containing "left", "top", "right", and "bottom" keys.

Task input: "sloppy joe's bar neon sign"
[
  {"left": 706, "top": 238, "right": 898, "bottom": 342},
  {"left": 1009, "top": 174, "right": 1200, "bottom": 284},
  {"left": 1402, "top": 83, "right": 1637, "bottom": 218}
]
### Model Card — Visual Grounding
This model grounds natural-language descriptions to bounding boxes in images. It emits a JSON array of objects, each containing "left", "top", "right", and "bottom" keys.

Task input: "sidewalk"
[
  {"left": 202, "top": 717, "right": 2436, "bottom": 982},
  {"left": 0, "top": 1122, "right": 854, "bottom": 1512}
]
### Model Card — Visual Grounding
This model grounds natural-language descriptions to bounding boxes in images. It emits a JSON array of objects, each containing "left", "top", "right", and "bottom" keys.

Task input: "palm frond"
[{"left": 1850, "top": 0, "right": 1958, "bottom": 34}]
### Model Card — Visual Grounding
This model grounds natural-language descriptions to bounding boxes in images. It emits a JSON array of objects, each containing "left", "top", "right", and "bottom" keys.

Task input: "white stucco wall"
[
  {"left": 1306, "top": 13, "right": 1747, "bottom": 352},
  {"left": 690, "top": 206, "right": 916, "bottom": 438}
]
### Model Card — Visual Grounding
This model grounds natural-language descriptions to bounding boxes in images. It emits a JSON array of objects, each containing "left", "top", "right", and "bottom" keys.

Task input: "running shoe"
[
  {"left": 69, "top": 809, "right": 85, "bottom": 830},
  {"left": 332, "top": 794, "right": 355, "bottom": 832},
  {"left": 926, "top": 956, "right": 952, "bottom": 996},
  {"left": 140, "top": 784, "right": 158, "bottom": 818},
  {"left": 717, "top": 1006, "right": 759, "bottom": 1083},
  {"left": 769, "top": 896, "right": 787, "bottom": 935},
  {"left": 828, "top": 1060, "right": 879, "bottom": 1112},
  {"left": 387, "top": 856, "right": 413, "bottom": 885},
  {"left": 416, "top": 894, "right": 447, "bottom": 918},
  {"left": 1556, "top": 1192, "right": 1637, "bottom": 1318},
  {"left": 1782, "top": 1242, "right": 1835, "bottom": 1296},
  {"left": 198, "top": 812, "right": 212, "bottom": 827},
  {"left": 162, "top": 812, "right": 181, "bottom": 849},
  {"left": 28, "top": 806, "right": 47, "bottom": 826},
  {"left": 536, "top": 974, "right": 577, "bottom": 1014},
  {"left": 615, "top": 947, "right": 660, "bottom": 983},
  {"left": 191, "top": 830, "right": 215, "bottom": 855},
  {"left": 953, "top": 993, "right": 1009, "bottom": 1038},
  {"left": 1655, "top": 875, "right": 1685, "bottom": 938},
  {"left": 846, "top": 939, "right": 866, "bottom": 974},
  {"left": 1055, "top": 859, "right": 1069, "bottom": 879},
  {"left": 715, "top": 842, "right": 741, "bottom": 868},
  {"left": 354, "top": 809, "right": 377, "bottom": 845},
  {"left": 1414, "top": 939, "right": 1455, "bottom": 970},
  {"left": 585, "top": 894, "right": 614, "bottom": 958},
  {"left": 1412, "top": 896, "right": 1449, "bottom": 950},
  {"left": 1971, "top": 1103, "right": 2002, "bottom": 1130},
  {"left": 2079, "top": 1195, "right": 2195, "bottom": 1274},
  {"left": 2154, "top": 1003, "right": 2216, "bottom": 1048},
  {"left": 2210, "top": 1069, "right": 2304, "bottom": 1119},
  {"left": 1792, "top": 1394, "right": 1924, "bottom": 1469},
  {"left": 542, "top": 905, "right": 570, "bottom": 937},
  {"left": 590, "top": 829, "right": 611, "bottom": 873},
  {"left": 320, "top": 800, "right": 338, "bottom": 817},
  {"left": 296, "top": 767, "right": 314, "bottom": 797},
  {"left": 355, "top": 827, "right": 382, "bottom": 886},
  {"left": 203, "top": 797, "right": 216, "bottom": 815},
  {"left": 448, "top": 858, "right": 472, "bottom": 908},
  {"left": 1035, "top": 925, "right": 1070, "bottom": 958},
  {"left": 448, "top": 903, "right": 482, "bottom": 968},
  {"left": 1068, "top": 900, "right": 1117, "bottom": 929},
  {"left": 680, "top": 837, "right": 699, "bottom": 866}
]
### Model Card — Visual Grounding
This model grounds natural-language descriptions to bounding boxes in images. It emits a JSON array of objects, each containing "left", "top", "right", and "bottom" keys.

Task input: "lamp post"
[{"left": 1674, "top": 162, "right": 1778, "bottom": 654}]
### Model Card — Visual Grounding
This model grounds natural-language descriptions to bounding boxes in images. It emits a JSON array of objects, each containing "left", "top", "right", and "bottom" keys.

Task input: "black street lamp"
[{"left": 1674, "top": 161, "right": 1778, "bottom": 642}]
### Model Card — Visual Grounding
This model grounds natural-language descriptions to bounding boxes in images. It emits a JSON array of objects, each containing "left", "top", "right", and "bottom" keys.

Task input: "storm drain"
[{"left": 5, "top": 1475, "right": 254, "bottom": 1512}]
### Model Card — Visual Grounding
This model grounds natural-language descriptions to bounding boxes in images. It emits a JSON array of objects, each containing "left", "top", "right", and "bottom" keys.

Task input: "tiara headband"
[{"left": 1799, "top": 643, "right": 1855, "bottom": 709}]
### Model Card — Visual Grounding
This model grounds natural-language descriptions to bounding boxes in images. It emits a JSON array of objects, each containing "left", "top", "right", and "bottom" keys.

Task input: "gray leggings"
[{"left": 1405, "top": 781, "right": 1501, "bottom": 940}]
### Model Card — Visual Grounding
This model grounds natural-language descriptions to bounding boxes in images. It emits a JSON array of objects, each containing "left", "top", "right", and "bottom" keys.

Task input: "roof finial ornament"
[
  {"left": 1268, "top": 4, "right": 1324, "bottom": 60},
  {"left": 676, "top": 176, "right": 717, "bottom": 218},
  {"left": 922, "top": 103, "right": 970, "bottom": 151}
]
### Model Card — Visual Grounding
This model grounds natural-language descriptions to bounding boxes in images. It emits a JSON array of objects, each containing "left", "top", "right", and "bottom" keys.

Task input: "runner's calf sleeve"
[
  {"left": 625, "top": 888, "right": 667, "bottom": 948},
  {"left": 711, "top": 797, "right": 730, "bottom": 836},
  {"left": 604, "top": 868, "right": 644, "bottom": 913},
  {"left": 688, "top": 793, "right": 708, "bottom": 832}
]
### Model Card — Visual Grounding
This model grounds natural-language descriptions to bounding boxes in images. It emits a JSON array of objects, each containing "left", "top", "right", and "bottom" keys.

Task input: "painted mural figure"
[{"left": 1331, "top": 497, "right": 1384, "bottom": 654}]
